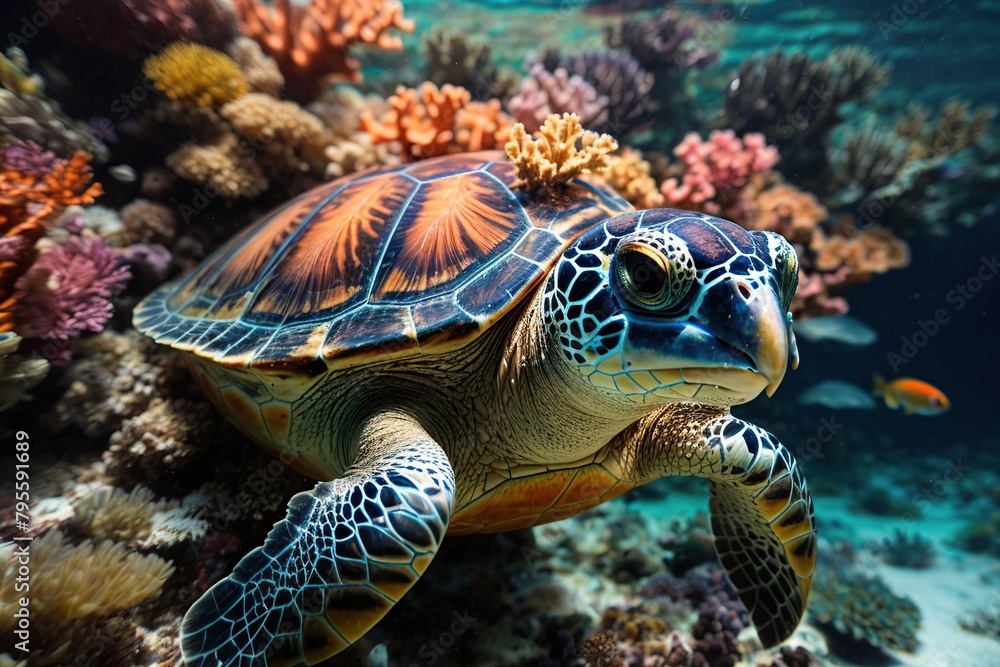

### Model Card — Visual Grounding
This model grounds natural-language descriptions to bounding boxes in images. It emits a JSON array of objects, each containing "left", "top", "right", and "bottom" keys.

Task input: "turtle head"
[{"left": 541, "top": 210, "right": 799, "bottom": 407}]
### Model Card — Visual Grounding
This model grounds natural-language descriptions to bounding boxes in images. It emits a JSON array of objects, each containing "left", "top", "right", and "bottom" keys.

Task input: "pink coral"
[
  {"left": 13, "top": 233, "right": 131, "bottom": 347},
  {"left": 1, "top": 141, "right": 58, "bottom": 176},
  {"left": 660, "top": 130, "right": 778, "bottom": 219}
]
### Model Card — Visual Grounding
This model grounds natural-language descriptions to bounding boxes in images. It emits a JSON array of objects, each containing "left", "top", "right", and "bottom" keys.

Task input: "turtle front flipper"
[
  {"left": 625, "top": 404, "right": 816, "bottom": 648},
  {"left": 181, "top": 412, "right": 455, "bottom": 667}
]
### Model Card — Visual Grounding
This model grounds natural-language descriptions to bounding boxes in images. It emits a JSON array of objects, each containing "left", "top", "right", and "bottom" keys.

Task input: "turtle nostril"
[{"left": 736, "top": 282, "right": 751, "bottom": 299}]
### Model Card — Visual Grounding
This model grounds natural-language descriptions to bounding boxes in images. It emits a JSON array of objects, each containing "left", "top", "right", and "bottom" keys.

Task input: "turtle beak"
[{"left": 751, "top": 288, "right": 794, "bottom": 398}]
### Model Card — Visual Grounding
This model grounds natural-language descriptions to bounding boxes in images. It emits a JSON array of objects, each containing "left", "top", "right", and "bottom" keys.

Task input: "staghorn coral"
[
  {"left": 227, "top": 36, "right": 285, "bottom": 97},
  {"left": 0, "top": 331, "right": 49, "bottom": 411},
  {"left": 166, "top": 132, "right": 268, "bottom": 199},
  {"left": 221, "top": 92, "right": 328, "bottom": 174},
  {"left": 533, "top": 49, "right": 654, "bottom": 136},
  {"left": 507, "top": 64, "right": 609, "bottom": 135},
  {"left": 423, "top": 30, "right": 516, "bottom": 101},
  {"left": 0, "top": 49, "right": 107, "bottom": 160},
  {"left": 362, "top": 83, "right": 514, "bottom": 161},
  {"left": 598, "top": 148, "right": 665, "bottom": 210},
  {"left": 605, "top": 6, "right": 719, "bottom": 77},
  {"left": 506, "top": 113, "right": 618, "bottom": 191},
  {"left": 0, "top": 146, "right": 103, "bottom": 333},
  {"left": 144, "top": 42, "right": 249, "bottom": 109},
  {"left": 12, "top": 232, "right": 131, "bottom": 351},
  {"left": 48, "top": 0, "right": 237, "bottom": 57},
  {"left": 234, "top": 0, "right": 415, "bottom": 102}
]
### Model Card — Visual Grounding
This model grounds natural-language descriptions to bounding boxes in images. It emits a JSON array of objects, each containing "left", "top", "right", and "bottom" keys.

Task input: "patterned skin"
[{"left": 133, "top": 152, "right": 815, "bottom": 667}]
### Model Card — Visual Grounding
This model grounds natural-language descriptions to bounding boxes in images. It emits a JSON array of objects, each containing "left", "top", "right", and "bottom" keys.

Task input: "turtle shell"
[{"left": 134, "top": 151, "right": 631, "bottom": 373}]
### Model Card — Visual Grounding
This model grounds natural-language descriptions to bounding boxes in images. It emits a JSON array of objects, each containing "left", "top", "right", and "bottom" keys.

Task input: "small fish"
[
  {"left": 797, "top": 380, "right": 877, "bottom": 410},
  {"left": 873, "top": 375, "right": 950, "bottom": 415},
  {"left": 793, "top": 315, "right": 878, "bottom": 346}
]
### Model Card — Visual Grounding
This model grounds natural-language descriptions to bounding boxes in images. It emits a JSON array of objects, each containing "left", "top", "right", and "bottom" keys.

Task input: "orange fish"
[{"left": 873, "top": 375, "right": 950, "bottom": 415}]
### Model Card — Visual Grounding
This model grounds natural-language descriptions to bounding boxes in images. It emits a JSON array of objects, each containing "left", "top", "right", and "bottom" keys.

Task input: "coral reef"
[
  {"left": 508, "top": 64, "right": 609, "bottom": 134},
  {"left": 0, "top": 143, "right": 103, "bottom": 334},
  {"left": 809, "top": 550, "right": 921, "bottom": 655},
  {"left": 422, "top": 30, "right": 516, "bottom": 101},
  {"left": 144, "top": 43, "right": 249, "bottom": 109},
  {"left": 48, "top": 0, "right": 238, "bottom": 57},
  {"left": 0, "top": 49, "right": 107, "bottom": 160},
  {"left": 221, "top": 93, "right": 328, "bottom": 174},
  {"left": 506, "top": 113, "right": 618, "bottom": 190},
  {"left": 233, "top": 0, "right": 415, "bottom": 102},
  {"left": 532, "top": 49, "right": 654, "bottom": 136},
  {"left": 362, "top": 83, "right": 514, "bottom": 161},
  {"left": 867, "top": 531, "right": 936, "bottom": 569}
]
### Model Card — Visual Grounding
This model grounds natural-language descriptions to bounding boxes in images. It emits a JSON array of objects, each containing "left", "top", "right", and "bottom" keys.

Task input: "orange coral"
[
  {"left": 745, "top": 183, "right": 827, "bottom": 245},
  {"left": 234, "top": 0, "right": 414, "bottom": 102},
  {"left": 0, "top": 152, "right": 102, "bottom": 331},
  {"left": 361, "top": 83, "right": 513, "bottom": 161}
]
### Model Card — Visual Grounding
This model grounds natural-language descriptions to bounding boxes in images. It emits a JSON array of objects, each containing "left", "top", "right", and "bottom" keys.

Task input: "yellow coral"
[
  {"left": 166, "top": 132, "right": 268, "bottom": 198},
  {"left": 73, "top": 486, "right": 177, "bottom": 544},
  {"left": 505, "top": 113, "right": 618, "bottom": 190},
  {"left": 144, "top": 42, "right": 248, "bottom": 108},
  {"left": 601, "top": 148, "right": 665, "bottom": 209},
  {"left": 221, "top": 93, "right": 328, "bottom": 172}
]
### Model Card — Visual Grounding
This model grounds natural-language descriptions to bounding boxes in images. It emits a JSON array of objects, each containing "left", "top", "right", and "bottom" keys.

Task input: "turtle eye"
[{"left": 614, "top": 242, "right": 686, "bottom": 310}]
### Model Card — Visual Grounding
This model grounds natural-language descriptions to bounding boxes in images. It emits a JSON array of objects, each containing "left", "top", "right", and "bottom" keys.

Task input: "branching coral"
[
  {"left": 532, "top": 49, "right": 654, "bottom": 136},
  {"left": 599, "top": 148, "right": 665, "bottom": 209},
  {"left": 723, "top": 46, "right": 890, "bottom": 179},
  {"left": 605, "top": 6, "right": 719, "bottom": 77},
  {"left": 659, "top": 130, "right": 779, "bottom": 221},
  {"left": 12, "top": 232, "right": 130, "bottom": 351},
  {"left": 0, "top": 144, "right": 103, "bottom": 333},
  {"left": 361, "top": 83, "right": 514, "bottom": 161},
  {"left": 508, "top": 64, "right": 609, "bottom": 134},
  {"left": 506, "top": 113, "right": 618, "bottom": 190},
  {"left": 144, "top": 42, "right": 249, "bottom": 109},
  {"left": 423, "top": 30, "right": 515, "bottom": 101},
  {"left": 233, "top": 0, "right": 415, "bottom": 102}
]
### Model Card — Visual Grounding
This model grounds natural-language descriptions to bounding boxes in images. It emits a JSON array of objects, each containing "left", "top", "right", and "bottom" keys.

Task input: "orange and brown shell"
[{"left": 133, "top": 151, "right": 631, "bottom": 375}]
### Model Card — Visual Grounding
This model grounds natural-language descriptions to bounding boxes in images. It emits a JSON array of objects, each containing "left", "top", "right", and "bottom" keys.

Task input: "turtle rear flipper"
[{"left": 182, "top": 414, "right": 455, "bottom": 667}]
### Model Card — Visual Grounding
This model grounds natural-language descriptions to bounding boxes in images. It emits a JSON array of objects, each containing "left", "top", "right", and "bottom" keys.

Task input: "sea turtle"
[{"left": 133, "top": 150, "right": 815, "bottom": 667}]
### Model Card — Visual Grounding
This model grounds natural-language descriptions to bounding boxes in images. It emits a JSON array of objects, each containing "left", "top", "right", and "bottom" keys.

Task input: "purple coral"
[
  {"left": 14, "top": 234, "right": 131, "bottom": 346},
  {"left": 606, "top": 7, "right": 720, "bottom": 76},
  {"left": 531, "top": 49, "right": 654, "bottom": 136},
  {"left": 508, "top": 64, "right": 609, "bottom": 133},
  {"left": 1, "top": 140, "right": 58, "bottom": 176}
]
